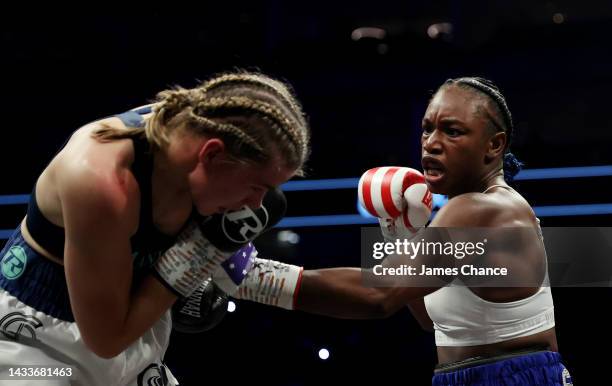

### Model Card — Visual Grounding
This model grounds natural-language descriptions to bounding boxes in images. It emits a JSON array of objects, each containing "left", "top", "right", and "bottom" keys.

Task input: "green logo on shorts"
[{"left": 1, "top": 246, "right": 27, "bottom": 280}]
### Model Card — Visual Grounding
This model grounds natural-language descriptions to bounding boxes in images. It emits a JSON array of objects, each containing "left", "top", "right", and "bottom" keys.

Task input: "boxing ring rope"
[{"left": 1, "top": 165, "right": 612, "bottom": 237}]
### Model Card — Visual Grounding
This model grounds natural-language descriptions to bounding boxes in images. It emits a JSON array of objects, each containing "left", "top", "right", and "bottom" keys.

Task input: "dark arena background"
[{"left": 1, "top": 1, "right": 611, "bottom": 385}]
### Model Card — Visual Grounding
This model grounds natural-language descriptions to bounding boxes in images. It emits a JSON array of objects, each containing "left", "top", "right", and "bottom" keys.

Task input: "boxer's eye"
[
  {"left": 422, "top": 125, "right": 433, "bottom": 135},
  {"left": 446, "top": 128, "right": 462, "bottom": 137}
]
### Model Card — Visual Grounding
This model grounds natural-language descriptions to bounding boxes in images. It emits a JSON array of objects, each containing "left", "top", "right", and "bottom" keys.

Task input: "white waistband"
[{"left": 434, "top": 307, "right": 556, "bottom": 347}]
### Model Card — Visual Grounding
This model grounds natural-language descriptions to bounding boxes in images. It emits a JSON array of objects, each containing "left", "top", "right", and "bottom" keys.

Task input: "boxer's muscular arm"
[
  {"left": 294, "top": 195, "right": 510, "bottom": 319},
  {"left": 217, "top": 248, "right": 416, "bottom": 318},
  {"left": 295, "top": 269, "right": 435, "bottom": 319},
  {"left": 232, "top": 191, "right": 537, "bottom": 318},
  {"left": 292, "top": 167, "right": 437, "bottom": 318},
  {"left": 61, "top": 151, "right": 177, "bottom": 359}
]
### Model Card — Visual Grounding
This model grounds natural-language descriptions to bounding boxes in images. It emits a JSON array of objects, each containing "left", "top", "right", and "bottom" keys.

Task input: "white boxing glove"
[
  {"left": 154, "top": 188, "right": 287, "bottom": 298},
  {"left": 358, "top": 166, "right": 433, "bottom": 240}
]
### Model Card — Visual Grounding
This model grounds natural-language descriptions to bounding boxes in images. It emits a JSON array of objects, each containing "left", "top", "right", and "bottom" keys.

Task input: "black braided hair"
[{"left": 444, "top": 77, "right": 523, "bottom": 182}]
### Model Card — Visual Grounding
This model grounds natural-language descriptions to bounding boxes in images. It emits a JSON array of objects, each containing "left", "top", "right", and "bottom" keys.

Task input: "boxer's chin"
[{"left": 425, "top": 180, "right": 445, "bottom": 195}]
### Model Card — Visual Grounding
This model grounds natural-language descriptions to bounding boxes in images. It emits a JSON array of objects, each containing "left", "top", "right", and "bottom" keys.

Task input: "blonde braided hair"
[{"left": 93, "top": 71, "right": 310, "bottom": 175}]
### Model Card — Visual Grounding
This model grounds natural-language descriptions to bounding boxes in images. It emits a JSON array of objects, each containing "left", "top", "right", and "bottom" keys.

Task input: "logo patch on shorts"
[
  {"left": 137, "top": 363, "right": 169, "bottom": 386},
  {"left": 562, "top": 367, "right": 573, "bottom": 385},
  {"left": 1, "top": 246, "right": 27, "bottom": 280},
  {"left": 0, "top": 312, "right": 43, "bottom": 341}
]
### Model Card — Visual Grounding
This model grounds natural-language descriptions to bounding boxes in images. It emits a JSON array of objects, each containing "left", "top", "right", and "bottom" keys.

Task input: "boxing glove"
[
  {"left": 171, "top": 243, "right": 257, "bottom": 334},
  {"left": 171, "top": 277, "right": 229, "bottom": 333},
  {"left": 358, "top": 166, "right": 432, "bottom": 240},
  {"left": 154, "top": 188, "right": 287, "bottom": 298}
]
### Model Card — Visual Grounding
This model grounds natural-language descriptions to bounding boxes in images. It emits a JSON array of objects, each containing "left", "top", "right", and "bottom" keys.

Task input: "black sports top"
[{"left": 25, "top": 106, "right": 175, "bottom": 261}]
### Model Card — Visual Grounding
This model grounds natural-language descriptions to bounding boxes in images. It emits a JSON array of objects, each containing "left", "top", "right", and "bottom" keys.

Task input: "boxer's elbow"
[
  {"left": 83, "top": 337, "right": 124, "bottom": 359},
  {"left": 93, "top": 347, "right": 123, "bottom": 360},
  {"left": 80, "top": 329, "right": 128, "bottom": 359}
]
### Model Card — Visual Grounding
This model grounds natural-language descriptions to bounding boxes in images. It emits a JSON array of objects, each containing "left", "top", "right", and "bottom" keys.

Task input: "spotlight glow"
[
  {"left": 553, "top": 13, "right": 565, "bottom": 24},
  {"left": 427, "top": 22, "right": 453, "bottom": 39},
  {"left": 351, "top": 27, "right": 386, "bottom": 41},
  {"left": 227, "top": 301, "right": 236, "bottom": 313},
  {"left": 318, "top": 348, "right": 330, "bottom": 360}
]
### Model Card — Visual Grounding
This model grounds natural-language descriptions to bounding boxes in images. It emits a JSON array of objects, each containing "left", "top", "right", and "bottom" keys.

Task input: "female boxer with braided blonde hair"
[{"left": 0, "top": 71, "right": 309, "bottom": 385}]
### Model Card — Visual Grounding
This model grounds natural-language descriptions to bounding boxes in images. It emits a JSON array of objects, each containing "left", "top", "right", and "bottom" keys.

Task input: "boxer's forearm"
[
  {"left": 232, "top": 261, "right": 395, "bottom": 317},
  {"left": 294, "top": 268, "right": 399, "bottom": 319},
  {"left": 76, "top": 274, "right": 178, "bottom": 359},
  {"left": 232, "top": 258, "right": 302, "bottom": 310}
]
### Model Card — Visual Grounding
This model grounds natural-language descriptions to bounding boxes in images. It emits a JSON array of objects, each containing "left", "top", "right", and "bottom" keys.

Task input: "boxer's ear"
[
  {"left": 484, "top": 131, "right": 506, "bottom": 164},
  {"left": 199, "top": 138, "right": 226, "bottom": 166}
]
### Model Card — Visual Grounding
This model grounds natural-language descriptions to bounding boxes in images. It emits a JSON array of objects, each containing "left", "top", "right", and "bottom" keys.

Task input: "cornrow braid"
[
  {"left": 441, "top": 77, "right": 523, "bottom": 182},
  {"left": 187, "top": 112, "right": 264, "bottom": 154},
  {"left": 193, "top": 72, "right": 310, "bottom": 174},
  {"left": 146, "top": 87, "right": 196, "bottom": 147},
  {"left": 194, "top": 96, "right": 304, "bottom": 157},
  {"left": 200, "top": 73, "right": 304, "bottom": 124},
  {"left": 445, "top": 77, "right": 514, "bottom": 144},
  {"left": 258, "top": 114, "right": 305, "bottom": 160},
  {"left": 199, "top": 73, "right": 309, "bottom": 149},
  {"left": 91, "top": 70, "right": 311, "bottom": 176}
]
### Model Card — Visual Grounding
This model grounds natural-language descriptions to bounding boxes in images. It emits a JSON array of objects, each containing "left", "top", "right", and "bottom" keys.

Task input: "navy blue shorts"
[
  {"left": 432, "top": 351, "right": 573, "bottom": 386},
  {"left": 0, "top": 227, "right": 74, "bottom": 321}
]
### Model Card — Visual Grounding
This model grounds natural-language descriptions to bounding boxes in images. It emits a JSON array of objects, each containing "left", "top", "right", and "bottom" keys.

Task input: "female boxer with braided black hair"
[
  {"left": 0, "top": 71, "right": 309, "bottom": 385},
  {"left": 305, "top": 77, "right": 571, "bottom": 385},
  {"left": 227, "top": 77, "right": 572, "bottom": 385}
]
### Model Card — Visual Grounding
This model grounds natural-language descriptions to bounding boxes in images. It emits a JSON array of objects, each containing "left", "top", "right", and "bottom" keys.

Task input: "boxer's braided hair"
[
  {"left": 94, "top": 71, "right": 310, "bottom": 176},
  {"left": 439, "top": 77, "right": 523, "bottom": 182}
]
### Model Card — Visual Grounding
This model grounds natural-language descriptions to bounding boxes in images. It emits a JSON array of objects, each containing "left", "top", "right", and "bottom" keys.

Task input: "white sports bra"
[{"left": 423, "top": 185, "right": 556, "bottom": 346}]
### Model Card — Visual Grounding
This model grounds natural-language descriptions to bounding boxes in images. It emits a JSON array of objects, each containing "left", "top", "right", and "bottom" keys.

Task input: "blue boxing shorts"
[{"left": 432, "top": 350, "right": 573, "bottom": 386}]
